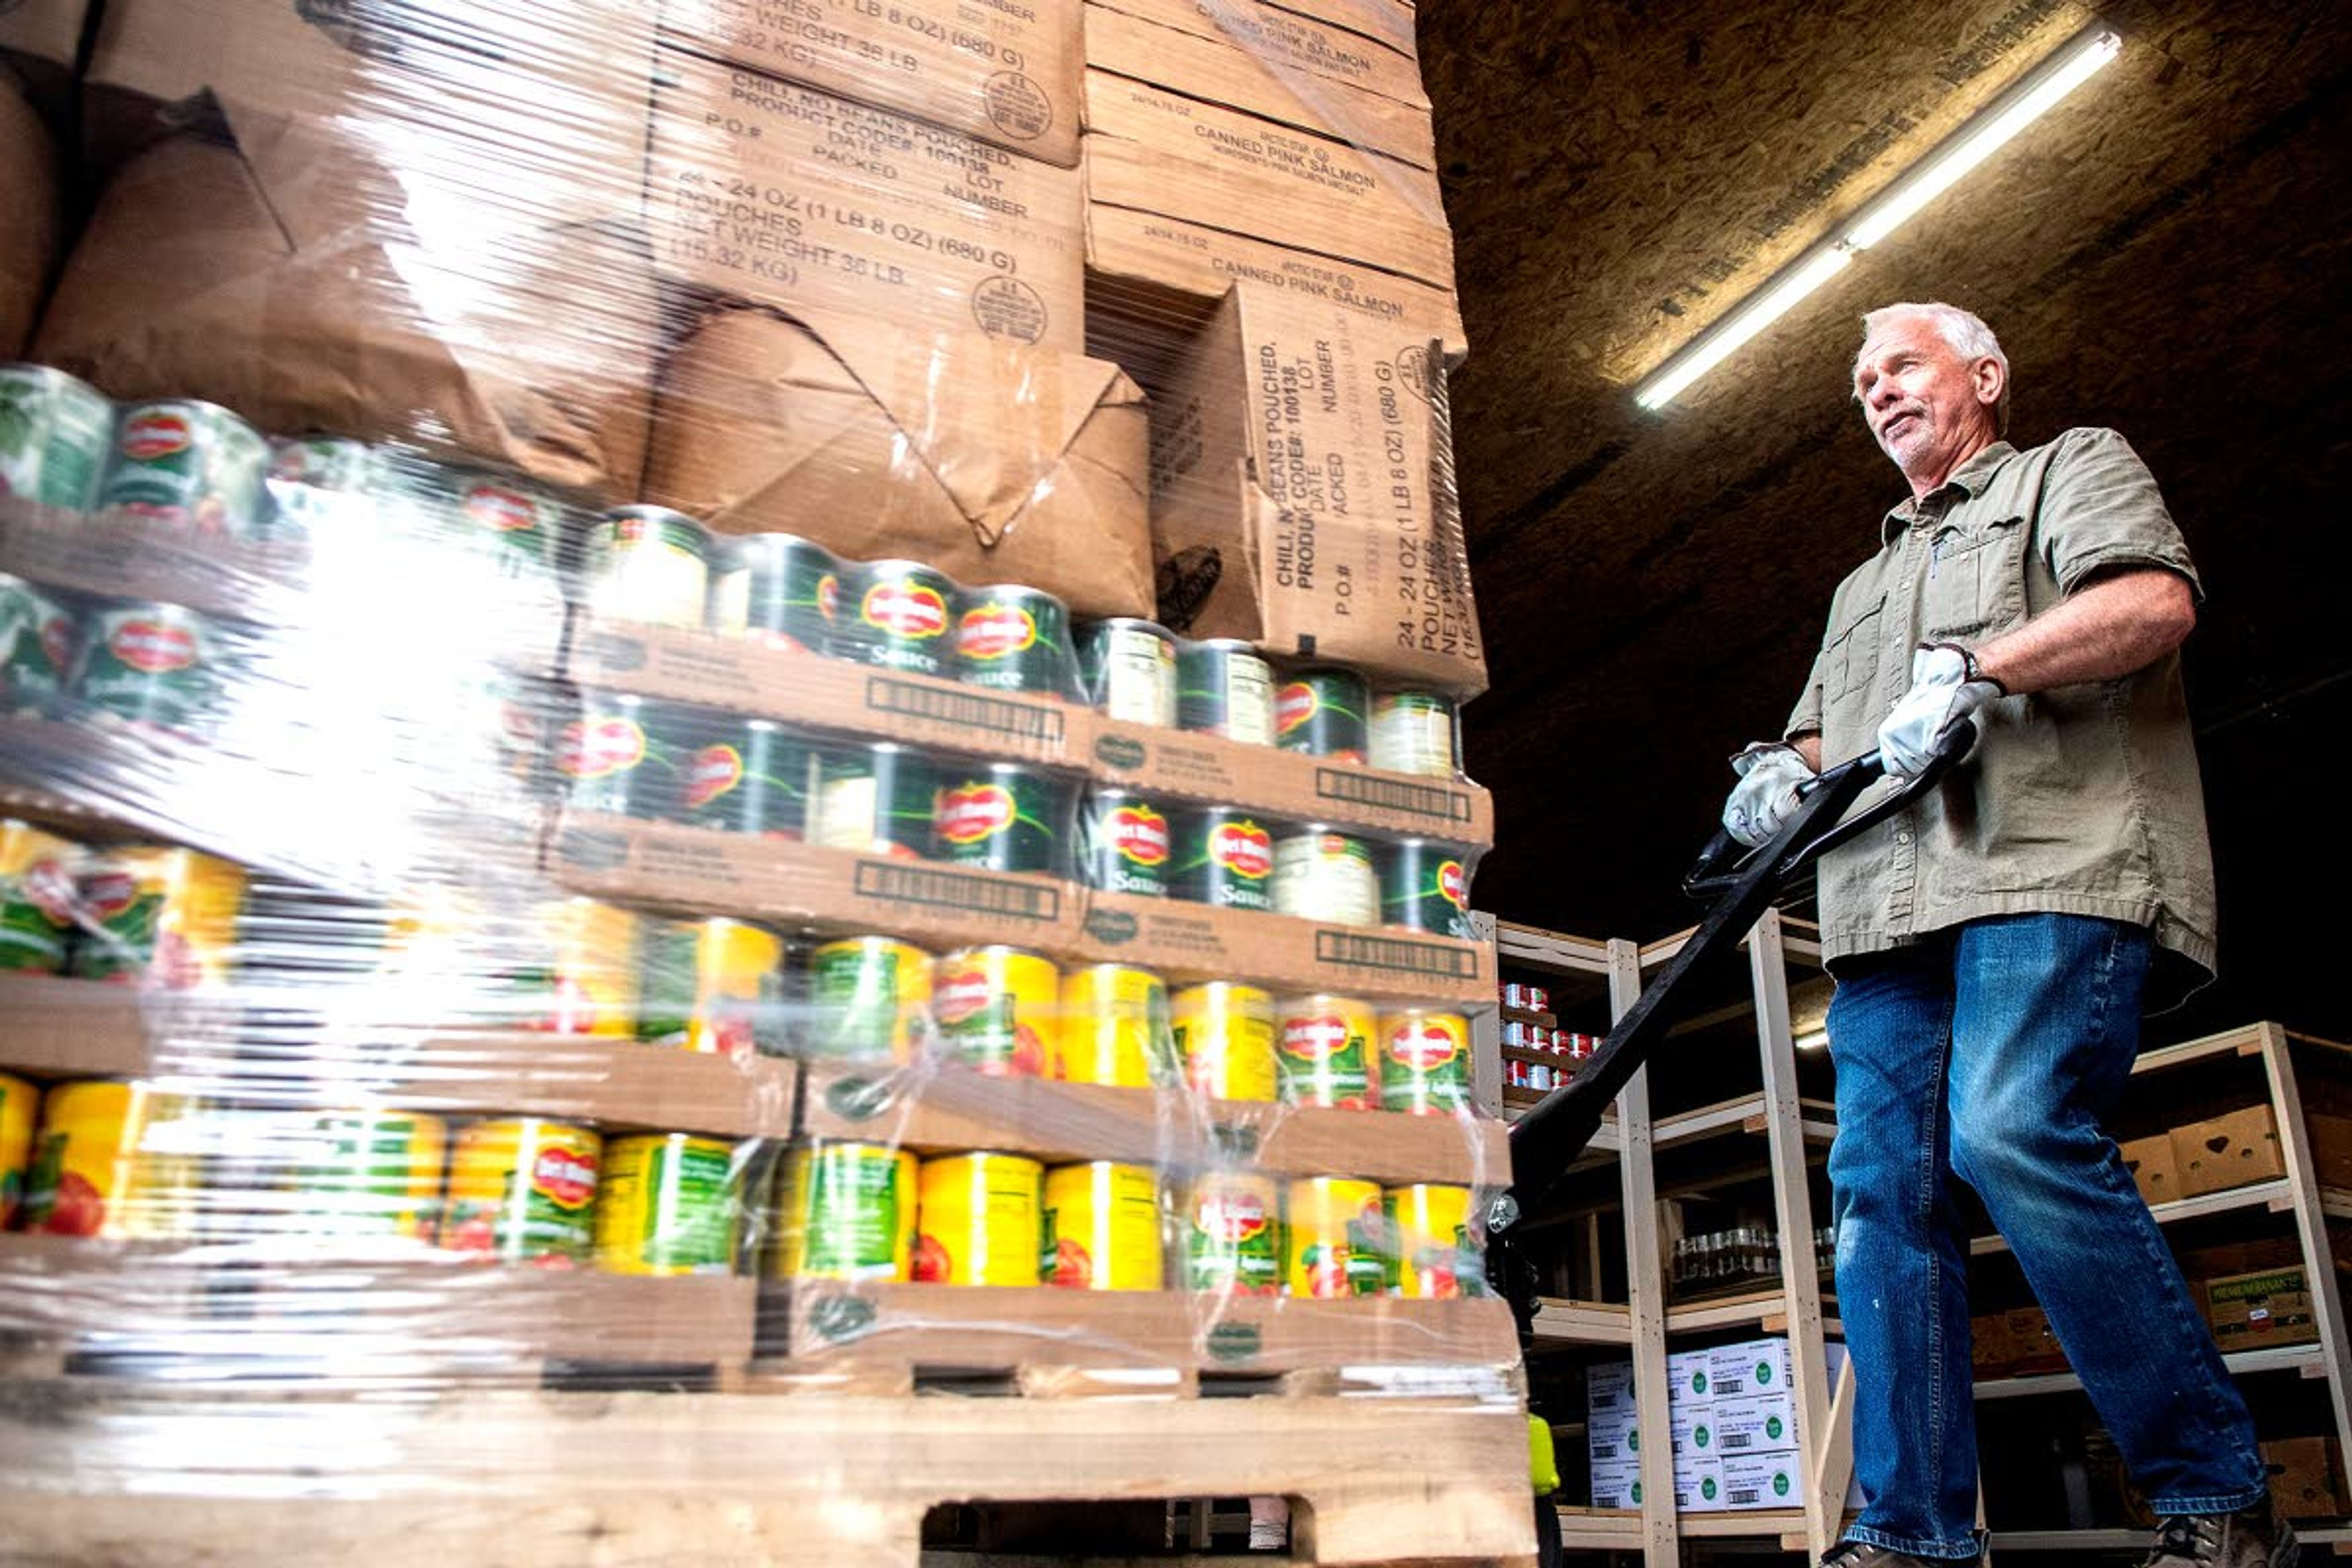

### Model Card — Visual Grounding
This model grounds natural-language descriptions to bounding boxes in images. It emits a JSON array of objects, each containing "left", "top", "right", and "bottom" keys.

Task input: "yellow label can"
[
  {"left": 0, "top": 1071, "right": 39, "bottom": 1229},
  {"left": 806, "top": 935, "right": 933, "bottom": 1062},
  {"left": 772, "top": 1140, "right": 916, "bottom": 1281},
  {"left": 1384, "top": 1183, "right": 1483, "bottom": 1298},
  {"left": 635, "top": 917, "right": 785, "bottom": 1060},
  {"left": 914, "top": 1151, "right": 1044, "bottom": 1286},
  {"left": 1273, "top": 993, "right": 1381, "bottom": 1110},
  {"left": 440, "top": 1118, "right": 602, "bottom": 1265},
  {"left": 932, "top": 946, "right": 1058, "bottom": 1078},
  {"left": 1042, "top": 1161, "right": 1164, "bottom": 1291},
  {"left": 67, "top": 845, "right": 245, "bottom": 990},
  {"left": 518, "top": 898, "right": 641, "bottom": 1037},
  {"left": 20, "top": 1080, "right": 202, "bottom": 1239},
  {"left": 1283, "top": 1176, "right": 1389, "bottom": 1298},
  {"left": 1056, "top": 963, "right": 1172, "bottom": 1087},
  {"left": 1378, "top": 1009, "right": 1473, "bottom": 1116},
  {"left": 283, "top": 1108, "right": 449, "bottom": 1242},
  {"left": 595, "top": 1133, "right": 742, "bottom": 1276},
  {"left": 0, "top": 820, "right": 80, "bottom": 974},
  {"left": 1171, "top": 981, "right": 1276, "bottom": 1102}
]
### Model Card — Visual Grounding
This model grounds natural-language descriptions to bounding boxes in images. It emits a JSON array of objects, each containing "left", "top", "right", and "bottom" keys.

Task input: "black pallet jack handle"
[{"left": 1489, "top": 720, "right": 1977, "bottom": 1333}]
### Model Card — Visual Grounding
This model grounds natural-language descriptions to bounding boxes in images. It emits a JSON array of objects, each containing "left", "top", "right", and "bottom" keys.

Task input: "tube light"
[{"left": 1634, "top": 22, "right": 2122, "bottom": 411}]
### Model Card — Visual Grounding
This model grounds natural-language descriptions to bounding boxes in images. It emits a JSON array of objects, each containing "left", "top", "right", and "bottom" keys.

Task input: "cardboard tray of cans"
[
  {"left": 567, "top": 617, "right": 1496, "bottom": 846},
  {"left": 547, "top": 810, "right": 1491, "bottom": 1004},
  {"left": 0, "top": 497, "right": 299, "bottom": 625}
]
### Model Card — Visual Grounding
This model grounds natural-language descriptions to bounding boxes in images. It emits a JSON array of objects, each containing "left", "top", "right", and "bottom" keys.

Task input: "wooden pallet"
[{"left": 0, "top": 1379, "right": 1539, "bottom": 1567}]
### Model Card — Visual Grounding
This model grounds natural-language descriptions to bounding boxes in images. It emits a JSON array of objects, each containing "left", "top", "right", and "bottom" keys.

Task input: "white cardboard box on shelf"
[
  {"left": 1706, "top": 1335, "right": 1788, "bottom": 1400},
  {"left": 1668, "top": 1347, "right": 1714, "bottom": 1407},
  {"left": 1668, "top": 1404, "right": 1716, "bottom": 1460},
  {"left": 1709, "top": 1394, "right": 1795, "bottom": 1457},
  {"left": 1673, "top": 1451, "right": 1727, "bottom": 1513},
  {"left": 1590, "top": 1455, "right": 1643, "bottom": 1510},
  {"left": 1720, "top": 1451, "right": 1800, "bottom": 1512}
]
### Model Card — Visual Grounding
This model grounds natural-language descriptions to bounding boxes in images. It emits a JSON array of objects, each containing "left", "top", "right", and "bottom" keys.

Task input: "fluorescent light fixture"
[
  {"left": 1793, "top": 1027, "right": 1830, "bottom": 1052},
  {"left": 1635, "top": 21, "right": 2122, "bottom": 411}
]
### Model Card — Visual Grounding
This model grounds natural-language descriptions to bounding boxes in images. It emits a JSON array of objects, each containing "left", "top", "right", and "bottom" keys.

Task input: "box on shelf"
[
  {"left": 1668, "top": 1346, "right": 1713, "bottom": 1406},
  {"left": 2170, "top": 1104, "right": 2286, "bottom": 1197},
  {"left": 1586, "top": 1357, "right": 1634, "bottom": 1413},
  {"left": 1081, "top": 72, "right": 1452, "bottom": 292},
  {"left": 1705, "top": 1336, "right": 1790, "bottom": 1401},
  {"left": 1711, "top": 1395, "right": 1793, "bottom": 1457},
  {"left": 0, "top": 69, "right": 57, "bottom": 360},
  {"left": 1261, "top": 0, "right": 1417, "bottom": 56},
  {"left": 1970, "top": 1310, "right": 2019, "bottom": 1373},
  {"left": 2120, "top": 1133, "right": 2180, "bottom": 1206},
  {"left": 2263, "top": 1437, "right": 2345, "bottom": 1520},
  {"left": 1119, "top": 282, "right": 1485, "bottom": 693},
  {"left": 1719, "top": 1450, "right": 1799, "bottom": 1512},
  {"left": 641, "top": 305, "right": 1153, "bottom": 619},
  {"left": 2307, "top": 1112, "right": 2352, "bottom": 1189},
  {"left": 649, "top": 50, "right": 1087, "bottom": 354},
  {"left": 1589, "top": 1455, "right": 1642, "bottom": 1510},
  {"left": 2204, "top": 1265, "right": 2316, "bottom": 1351},
  {"left": 1672, "top": 1451, "right": 1725, "bottom": 1513},
  {"left": 662, "top": 0, "right": 1084, "bottom": 167},
  {"left": 1082, "top": 0, "right": 1434, "bottom": 168},
  {"left": 1668, "top": 1404, "right": 1713, "bottom": 1459},
  {"left": 2001, "top": 1306, "right": 2068, "bottom": 1374}
]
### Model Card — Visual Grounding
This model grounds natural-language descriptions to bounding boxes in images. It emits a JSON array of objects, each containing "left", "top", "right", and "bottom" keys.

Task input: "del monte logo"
[
  {"left": 933, "top": 968, "right": 993, "bottom": 1023},
  {"left": 79, "top": 872, "right": 137, "bottom": 921},
  {"left": 532, "top": 1148, "right": 597, "bottom": 1208},
  {"left": 1196, "top": 1190, "right": 1268, "bottom": 1243},
  {"left": 120, "top": 412, "right": 192, "bottom": 462},
  {"left": 110, "top": 619, "right": 197, "bottom": 675},
  {"left": 862, "top": 579, "right": 948, "bottom": 639},
  {"left": 1275, "top": 682, "right": 1319, "bottom": 735},
  {"left": 1389, "top": 1021, "right": 1460, "bottom": 1071},
  {"left": 685, "top": 744, "right": 744, "bottom": 810},
  {"left": 1281, "top": 1016, "right": 1352, "bottom": 1061},
  {"left": 464, "top": 484, "right": 540, "bottom": 533},
  {"left": 557, "top": 718, "right": 646, "bottom": 781},
  {"left": 1111, "top": 804, "right": 1169, "bottom": 866},
  {"left": 1438, "top": 859, "right": 1468, "bottom": 909},
  {"left": 956, "top": 602, "right": 1036, "bottom": 661},
  {"left": 937, "top": 783, "right": 1016, "bottom": 845},
  {"left": 1208, "top": 819, "right": 1272, "bottom": 880}
]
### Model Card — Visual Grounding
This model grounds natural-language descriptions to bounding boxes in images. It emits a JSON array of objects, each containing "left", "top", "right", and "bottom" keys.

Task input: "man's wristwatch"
[{"left": 1926, "top": 639, "right": 2008, "bottom": 695}]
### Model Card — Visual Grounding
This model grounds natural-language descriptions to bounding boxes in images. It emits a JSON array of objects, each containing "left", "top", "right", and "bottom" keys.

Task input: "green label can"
[
  {"left": 389, "top": 458, "right": 571, "bottom": 582},
  {"left": 1185, "top": 1171, "right": 1283, "bottom": 1294},
  {"left": 0, "top": 573, "right": 78, "bottom": 716},
  {"left": 595, "top": 1133, "right": 742, "bottom": 1276},
  {"left": 96, "top": 400, "right": 270, "bottom": 538},
  {"left": 0, "top": 820, "right": 80, "bottom": 975},
  {"left": 1082, "top": 788, "right": 1173, "bottom": 897},
  {"left": 954, "top": 584, "right": 1077, "bottom": 697},
  {"left": 811, "top": 742, "right": 937, "bottom": 859},
  {"left": 581, "top": 507, "right": 713, "bottom": 631},
  {"left": 0, "top": 363, "right": 115, "bottom": 511},
  {"left": 556, "top": 693, "right": 693, "bottom": 820},
  {"left": 1381, "top": 839, "right": 1476, "bottom": 940},
  {"left": 1275, "top": 667, "right": 1371, "bottom": 763},
  {"left": 933, "top": 761, "right": 1074, "bottom": 875},
  {"left": 263, "top": 435, "right": 378, "bottom": 541},
  {"left": 774, "top": 1140, "right": 916, "bottom": 1281},
  {"left": 68, "top": 601, "right": 230, "bottom": 739},
  {"left": 833, "top": 559, "right": 954, "bottom": 675},
  {"left": 807, "top": 935, "right": 934, "bottom": 1062},
  {"left": 1079, "top": 617, "right": 1178, "bottom": 727},
  {"left": 1177, "top": 639, "right": 1275, "bottom": 745},
  {"left": 1172, "top": 807, "right": 1275, "bottom": 912},
  {"left": 1271, "top": 826, "right": 1379, "bottom": 928},
  {"left": 678, "top": 715, "right": 810, "bottom": 839},
  {"left": 1370, "top": 690, "right": 1460, "bottom": 778},
  {"left": 715, "top": 532, "right": 839, "bottom": 653}
]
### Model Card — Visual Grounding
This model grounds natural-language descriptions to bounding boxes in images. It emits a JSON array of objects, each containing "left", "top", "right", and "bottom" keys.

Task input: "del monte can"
[
  {"left": 835, "top": 559, "right": 953, "bottom": 675},
  {"left": 0, "top": 572, "right": 77, "bottom": 716},
  {"left": 0, "top": 363, "right": 113, "bottom": 510},
  {"left": 67, "top": 601, "right": 232, "bottom": 741},
  {"left": 556, "top": 693, "right": 695, "bottom": 821},
  {"left": 1078, "top": 617, "right": 1177, "bottom": 727},
  {"left": 1176, "top": 638, "right": 1275, "bottom": 746},
  {"left": 581, "top": 507, "right": 713, "bottom": 630},
  {"left": 96, "top": 399, "right": 270, "bottom": 538},
  {"left": 933, "top": 761, "right": 1073, "bottom": 876},
  {"left": 677, "top": 714, "right": 810, "bottom": 839},
  {"left": 954, "top": 584, "right": 1076, "bottom": 697},
  {"left": 1082, "top": 788, "right": 1172, "bottom": 897},
  {"left": 1173, "top": 807, "right": 1274, "bottom": 912},
  {"left": 1275, "top": 667, "right": 1370, "bottom": 763},
  {"left": 715, "top": 533, "right": 837, "bottom": 652},
  {"left": 1381, "top": 839, "right": 1476, "bottom": 940}
]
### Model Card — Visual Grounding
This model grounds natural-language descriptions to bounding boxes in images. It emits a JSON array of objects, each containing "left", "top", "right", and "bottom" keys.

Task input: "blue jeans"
[{"left": 1826, "top": 914, "right": 2265, "bottom": 1558}]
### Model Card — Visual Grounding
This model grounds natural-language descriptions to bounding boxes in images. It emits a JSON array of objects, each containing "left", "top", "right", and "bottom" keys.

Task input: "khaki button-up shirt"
[{"left": 1784, "top": 429, "right": 2216, "bottom": 980}]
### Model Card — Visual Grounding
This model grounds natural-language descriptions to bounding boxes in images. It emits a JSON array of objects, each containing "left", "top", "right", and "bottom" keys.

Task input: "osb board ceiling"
[{"left": 1423, "top": 1, "right": 2352, "bottom": 1033}]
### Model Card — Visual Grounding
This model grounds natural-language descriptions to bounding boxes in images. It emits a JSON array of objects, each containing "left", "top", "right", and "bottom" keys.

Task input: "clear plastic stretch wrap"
[{"left": 0, "top": 1, "right": 1522, "bottom": 1560}]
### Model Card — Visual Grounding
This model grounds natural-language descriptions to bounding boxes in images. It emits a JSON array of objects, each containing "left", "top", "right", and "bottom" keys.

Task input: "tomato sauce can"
[
  {"left": 811, "top": 742, "right": 937, "bottom": 859},
  {"left": 773, "top": 1140, "right": 918, "bottom": 1281},
  {"left": 676, "top": 714, "right": 811, "bottom": 839},
  {"left": 1081, "top": 788, "right": 1173, "bottom": 897},
  {"left": 1273, "top": 993, "right": 1381, "bottom": 1110},
  {"left": 1380, "top": 838, "right": 1476, "bottom": 940},
  {"left": 94, "top": 399, "right": 270, "bottom": 538},
  {"left": 933, "top": 761, "right": 1074, "bottom": 875},
  {"left": 954, "top": 584, "right": 1077, "bottom": 697},
  {"left": 807, "top": 935, "right": 934, "bottom": 1062},
  {"left": 834, "top": 559, "right": 954, "bottom": 674},
  {"left": 712, "top": 532, "right": 840, "bottom": 653},
  {"left": 67, "top": 844, "right": 245, "bottom": 990},
  {"left": 282, "top": 1107, "right": 449, "bottom": 1242},
  {"left": 1274, "top": 667, "right": 1371, "bottom": 763},
  {"left": 0, "top": 362, "right": 115, "bottom": 509},
  {"left": 0, "top": 1072, "right": 39, "bottom": 1229},
  {"left": 1176, "top": 638, "right": 1275, "bottom": 745},
  {"left": 68, "top": 600, "right": 233, "bottom": 740},
  {"left": 1171, "top": 981, "right": 1277, "bottom": 1102},
  {"left": 20, "top": 1080, "right": 203, "bottom": 1239},
  {"left": 1283, "top": 1176, "right": 1389, "bottom": 1298},
  {"left": 595, "top": 1133, "right": 742, "bottom": 1276},
  {"left": 1270, "top": 826, "right": 1379, "bottom": 928},
  {"left": 510, "top": 897, "right": 641, "bottom": 1037},
  {"left": 556, "top": 693, "right": 696, "bottom": 821},
  {"left": 1378, "top": 1009, "right": 1473, "bottom": 1115},
  {"left": 0, "top": 818, "right": 80, "bottom": 974},
  {"left": 262, "top": 434, "right": 378, "bottom": 541},
  {"left": 579, "top": 507, "right": 714, "bottom": 630},
  {"left": 636, "top": 916, "right": 786, "bottom": 1060},
  {"left": 0, "top": 572, "right": 80, "bottom": 716},
  {"left": 1183, "top": 1170, "right": 1283, "bottom": 1295},
  {"left": 1042, "top": 1161, "right": 1164, "bottom": 1291},
  {"left": 914, "top": 1150, "right": 1045, "bottom": 1286},
  {"left": 1078, "top": 617, "right": 1178, "bottom": 727},
  {"left": 1172, "top": 807, "right": 1275, "bottom": 911},
  {"left": 1056, "top": 963, "right": 1173, "bottom": 1088},
  {"left": 1370, "top": 690, "right": 1460, "bottom": 778},
  {"left": 1385, "top": 1183, "right": 1484, "bottom": 1298},
  {"left": 439, "top": 1118, "right": 601, "bottom": 1265},
  {"left": 933, "top": 946, "right": 1058, "bottom": 1077}
]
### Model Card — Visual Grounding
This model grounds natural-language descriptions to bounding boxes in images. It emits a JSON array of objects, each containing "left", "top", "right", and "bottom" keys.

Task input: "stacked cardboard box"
[
  {"left": 1077, "top": 0, "right": 1483, "bottom": 694},
  {"left": 1588, "top": 1338, "right": 1854, "bottom": 1514}
]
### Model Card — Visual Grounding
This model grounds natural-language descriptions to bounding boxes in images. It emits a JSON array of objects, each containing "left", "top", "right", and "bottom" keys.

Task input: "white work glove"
[
  {"left": 1877, "top": 643, "right": 2005, "bottom": 779},
  {"left": 1722, "top": 742, "right": 1814, "bottom": 848}
]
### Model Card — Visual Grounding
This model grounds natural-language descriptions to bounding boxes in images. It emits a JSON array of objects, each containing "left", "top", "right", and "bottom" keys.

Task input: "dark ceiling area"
[{"left": 1422, "top": 1, "right": 2352, "bottom": 1038}]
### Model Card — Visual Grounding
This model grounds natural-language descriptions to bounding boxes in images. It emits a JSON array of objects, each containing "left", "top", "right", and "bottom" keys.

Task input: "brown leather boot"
[
  {"left": 1819, "top": 1540, "right": 1957, "bottom": 1568},
  {"left": 2141, "top": 1498, "right": 2300, "bottom": 1568}
]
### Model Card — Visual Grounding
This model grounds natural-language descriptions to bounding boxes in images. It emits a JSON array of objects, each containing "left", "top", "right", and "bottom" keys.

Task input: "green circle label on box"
[
  {"left": 1695, "top": 1425, "right": 1710, "bottom": 1450},
  {"left": 1755, "top": 1360, "right": 1774, "bottom": 1386},
  {"left": 1766, "top": 1414, "right": 1785, "bottom": 1441},
  {"left": 1774, "top": 1473, "right": 1792, "bottom": 1497},
  {"left": 1702, "top": 1478, "right": 1718, "bottom": 1501}
]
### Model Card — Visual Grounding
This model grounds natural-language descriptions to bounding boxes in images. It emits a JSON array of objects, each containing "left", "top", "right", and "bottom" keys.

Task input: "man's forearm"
[{"left": 1971, "top": 568, "right": 2196, "bottom": 696}]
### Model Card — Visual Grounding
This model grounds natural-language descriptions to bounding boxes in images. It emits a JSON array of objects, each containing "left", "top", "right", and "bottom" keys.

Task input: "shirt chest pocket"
[
  {"left": 1826, "top": 594, "right": 1887, "bottom": 703},
  {"left": 1923, "top": 514, "right": 2028, "bottom": 641}
]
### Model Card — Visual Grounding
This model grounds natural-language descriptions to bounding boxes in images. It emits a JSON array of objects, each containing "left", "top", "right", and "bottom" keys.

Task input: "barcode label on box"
[
  {"left": 865, "top": 676, "right": 1066, "bottom": 744},
  {"left": 1314, "top": 929, "right": 1480, "bottom": 978},
  {"left": 856, "top": 862, "right": 1063, "bottom": 921},
  {"left": 1313, "top": 767, "right": 1469, "bottom": 823}
]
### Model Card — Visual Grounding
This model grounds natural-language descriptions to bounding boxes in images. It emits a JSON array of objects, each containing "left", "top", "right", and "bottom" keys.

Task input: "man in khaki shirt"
[{"left": 1722, "top": 304, "right": 2288, "bottom": 1568}]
